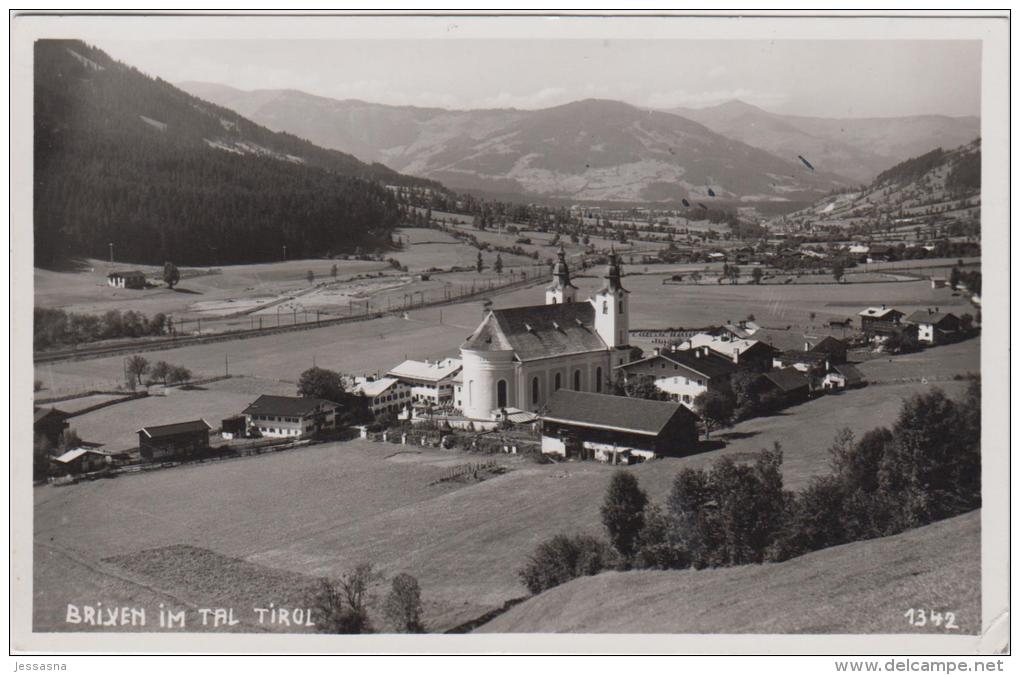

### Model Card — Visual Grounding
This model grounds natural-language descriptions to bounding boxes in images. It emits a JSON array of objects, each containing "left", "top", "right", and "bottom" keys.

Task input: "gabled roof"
[
  {"left": 33, "top": 407, "right": 70, "bottom": 424},
  {"left": 832, "top": 364, "right": 865, "bottom": 384},
  {"left": 775, "top": 350, "right": 828, "bottom": 365},
  {"left": 616, "top": 351, "right": 737, "bottom": 380},
  {"left": 762, "top": 368, "right": 810, "bottom": 392},
  {"left": 353, "top": 377, "right": 402, "bottom": 398},
  {"left": 108, "top": 270, "right": 146, "bottom": 278},
  {"left": 52, "top": 448, "right": 108, "bottom": 464},
  {"left": 859, "top": 306, "right": 903, "bottom": 319},
  {"left": 905, "top": 310, "right": 959, "bottom": 327},
  {"left": 543, "top": 390, "right": 694, "bottom": 436},
  {"left": 241, "top": 395, "right": 337, "bottom": 417},
  {"left": 462, "top": 302, "right": 607, "bottom": 362},
  {"left": 808, "top": 336, "right": 847, "bottom": 354},
  {"left": 138, "top": 419, "right": 212, "bottom": 439},
  {"left": 684, "top": 333, "right": 773, "bottom": 359},
  {"left": 387, "top": 358, "right": 462, "bottom": 382}
]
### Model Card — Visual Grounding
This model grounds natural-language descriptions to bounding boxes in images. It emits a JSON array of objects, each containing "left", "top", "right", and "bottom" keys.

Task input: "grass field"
[{"left": 479, "top": 511, "right": 980, "bottom": 634}]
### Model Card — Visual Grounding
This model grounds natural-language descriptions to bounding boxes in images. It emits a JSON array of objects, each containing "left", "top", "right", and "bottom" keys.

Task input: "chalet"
[
  {"left": 540, "top": 390, "right": 699, "bottom": 462},
  {"left": 868, "top": 321, "right": 919, "bottom": 352},
  {"left": 866, "top": 244, "right": 896, "bottom": 263},
  {"left": 387, "top": 357, "right": 462, "bottom": 408},
  {"left": 34, "top": 407, "right": 70, "bottom": 448},
  {"left": 138, "top": 419, "right": 212, "bottom": 461},
  {"left": 859, "top": 306, "right": 904, "bottom": 332},
  {"left": 822, "top": 364, "right": 866, "bottom": 391},
  {"left": 806, "top": 336, "right": 848, "bottom": 364},
  {"left": 220, "top": 415, "right": 247, "bottom": 440},
  {"left": 758, "top": 368, "right": 811, "bottom": 406},
  {"left": 905, "top": 309, "right": 961, "bottom": 345},
  {"left": 242, "top": 395, "right": 339, "bottom": 438},
  {"left": 352, "top": 377, "right": 411, "bottom": 416},
  {"left": 107, "top": 270, "right": 147, "bottom": 289},
  {"left": 51, "top": 448, "right": 110, "bottom": 475},
  {"left": 615, "top": 347, "right": 738, "bottom": 408},
  {"left": 682, "top": 333, "right": 776, "bottom": 372},
  {"left": 772, "top": 349, "right": 830, "bottom": 374}
]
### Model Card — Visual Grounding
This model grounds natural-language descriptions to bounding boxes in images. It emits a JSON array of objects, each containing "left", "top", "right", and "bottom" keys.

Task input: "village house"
[
  {"left": 107, "top": 270, "right": 147, "bottom": 289},
  {"left": 386, "top": 357, "right": 462, "bottom": 408},
  {"left": 540, "top": 390, "right": 699, "bottom": 462},
  {"left": 681, "top": 332, "right": 776, "bottom": 372},
  {"left": 242, "top": 395, "right": 339, "bottom": 438},
  {"left": 615, "top": 346, "right": 737, "bottom": 409},
  {"left": 34, "top": 406, "right": 70, "bottom": 448},
  {"left": 905, "top": 308, "right": 962, "bottom": 345},
  {"left": 458, "top": 249, "right": 633, "bottom": 420},
  {"left": 220, "top": 415, "right": 247, "bottom": 440},
  {"left": 138, "top": 419, "right": 212, "bottom": 461},
  {"left": 859, "top": 305, "right": 905, "bottom": 332},
  {"left": 50, "top": 448, "right": 110, "bottom": 475},
  {"left": 807, "top": 336, "right": 848, "bottom": 364},
  {"left": 758, "top": 368, "right": 811, "bottom": 406},
  {"left": 352, "top": 377, "right": 411, "bottom": 416},
  {"left": 821, "top": 364, "right": 866, "bottom": 391}
]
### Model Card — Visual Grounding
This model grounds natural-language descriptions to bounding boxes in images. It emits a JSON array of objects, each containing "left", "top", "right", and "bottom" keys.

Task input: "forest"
[{"left": 33, "top": 40, "right": 443, "bottom": 266}]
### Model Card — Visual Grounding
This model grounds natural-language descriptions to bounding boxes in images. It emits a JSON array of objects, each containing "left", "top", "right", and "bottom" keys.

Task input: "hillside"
[
  {"left": 34, "top": 41, "right": 441, "bottom": 266},
  {"left": 479, "top": 510, "right": 980, "bottom": 634},
  {"left": 773, "top": 139, "right": 981, "bottom": 237},
  {"left": 672, "top": 100, "right": 980, "bottom": 184},
  {"left": 177, "top": 84, "right": 848, "bottom": 203}
]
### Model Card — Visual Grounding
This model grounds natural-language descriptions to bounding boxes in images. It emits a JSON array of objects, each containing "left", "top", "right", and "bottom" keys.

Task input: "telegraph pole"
[{"left": 109, "top": 242, "right": 114, "bottom": 264}]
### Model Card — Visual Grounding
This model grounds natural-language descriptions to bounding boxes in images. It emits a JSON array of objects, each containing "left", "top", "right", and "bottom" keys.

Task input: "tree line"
[{"left": 34, "top": 307, "right": 168, "bottom": 350}]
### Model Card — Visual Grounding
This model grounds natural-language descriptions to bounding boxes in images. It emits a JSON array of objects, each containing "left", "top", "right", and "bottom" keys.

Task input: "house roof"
[
  {"left": 387, "top": 358, "right": 462, "bottom": 382},
  {"left": 138, "top": 419, "right": 212, "bottom": 439},
  {"left": 684, "top": 333, "right": 772, "bottom": 359},
  {"left": 52, "top": 448, "right": 107, "bottom": 464},
  {"left": 241, "top": 395, "right": 337, "bottom": 417},
  {"left": 809, "top": 336, "right": 847, "bottom": 354},
  {"left": 543, "top": 390, "right": 694, "bottom": 437},
  {"left": 905, "top": 310, "right": 959, "bottom": 327},
  {"left": 33, "top": 406, "right": 69, "bottom": 424},
  {"left": 108, "top": 270, "right": 146, "bottom": 278},
  {"left": 859, "top": 306, "right": 903, "bottom": 319},
  {"left": 462, "top": 302, "right": 607, "bottom": 362},
  {"left": 775, "top": 350, "right": 828, "bottom": 365},
  {"left": 833, "top": 364, "right": 865, "bottom": 384},
  {"left": 353, "top": 377, "right": 402, "bottom": 398},
  {"left": 762, "top": 368, "right": 810, "bottom": 392},
  {"left": 616, "top": 350, "right": 737, "bottom": 380}
]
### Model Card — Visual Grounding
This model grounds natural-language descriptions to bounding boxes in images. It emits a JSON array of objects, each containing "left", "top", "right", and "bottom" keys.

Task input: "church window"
[
  {"left": 602, "top": 301, "right": 608, "bottom": 315},
  {"left": 467, "top": 380, "right": 473, "bottom": 405},
  {"left": 595, "top": 367, "right": 603, "bottom": 392},
  {"left": 573, "top": 369, "right": 581, "bottom": 390},
  {"left": 497, "top": 380, "right": 508, "bottom": 408},
  {"left": 619, "top": 300, "right": 624, "bottom": 314},
  {"left": 554, "top": 373, "right": 562, "bottom": 391},
  {"left": 532, "top": 377, "right": 540, "bottom": 405}
]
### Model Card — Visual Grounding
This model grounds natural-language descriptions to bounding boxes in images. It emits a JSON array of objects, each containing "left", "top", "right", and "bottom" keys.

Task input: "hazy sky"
[{"left": 97, "top": 39, "right": 981, "bottom": 118}]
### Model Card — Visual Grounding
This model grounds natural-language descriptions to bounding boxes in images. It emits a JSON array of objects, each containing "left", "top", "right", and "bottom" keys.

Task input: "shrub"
[
  {"left": 518, "top": 534, "right": 614, "bottom": 595},
  {"left": 634, "top": 503, "right": 691, "bottom": 570},
  {"left": 383, "top": 573, "right": 425, "bottom": 633},
  {"left": 309, "top": 564, "right": 379, "bottom": 634},
  {"left": 600, "top": 471, "right": 648, "bottom": 559}
]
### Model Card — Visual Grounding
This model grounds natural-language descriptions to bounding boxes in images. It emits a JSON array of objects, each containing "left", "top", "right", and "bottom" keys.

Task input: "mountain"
[
  {"left": 670, "top": 100, "right": 980, "bottom": 184},
  {"left": 774, "top": 138, "right": 981, "bottom": 234},
  {"left": 177, "top": 84, "right": 849, "bottom": 204},
  {"left": 34, "top": 41, "right": 441, "bottom": 266}
]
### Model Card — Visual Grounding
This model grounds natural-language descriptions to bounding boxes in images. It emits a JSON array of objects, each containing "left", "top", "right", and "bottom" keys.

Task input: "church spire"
[
  {"left": 545, "top": 245, "right": 577, "bottom": 304},
  {"left": 604, "top": 247, "right": 625, "bottom": 292}
]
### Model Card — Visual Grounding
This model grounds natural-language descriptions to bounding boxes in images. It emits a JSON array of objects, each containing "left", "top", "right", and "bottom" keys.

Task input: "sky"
[{"left": 97, "top": 39, "right": 981, "bottom": 119}]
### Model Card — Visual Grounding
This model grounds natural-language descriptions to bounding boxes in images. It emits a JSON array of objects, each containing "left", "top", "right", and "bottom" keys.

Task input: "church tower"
[
  {"left": 591, "top": 249, "right": 630, "bottom": 350},
  {"left": 545, "top": 246, "right": 578, "bottom": 305}
]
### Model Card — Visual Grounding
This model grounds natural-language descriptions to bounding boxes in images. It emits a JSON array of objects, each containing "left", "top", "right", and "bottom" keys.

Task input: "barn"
[
  {"left": 107, "top": 270, "right": 147, "bottom": 289},
  {"left": 138, "top": 419, "right": 212, "bottom": 461}
]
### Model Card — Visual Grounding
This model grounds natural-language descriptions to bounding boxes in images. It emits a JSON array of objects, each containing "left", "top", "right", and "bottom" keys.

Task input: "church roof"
[{"left": 461, "top": 302, "right": 607, "bottom": 362}]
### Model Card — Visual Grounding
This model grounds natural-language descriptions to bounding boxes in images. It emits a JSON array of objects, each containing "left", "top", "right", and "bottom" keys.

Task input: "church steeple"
[
  {"left": 591, "top": 247, "right": 630, "bottom": 350},
  {"left": 545, "top": 246, "right": 577, "bottom": 304},
  {"left": 603, "top": 246, "right": 626, "bottom": 292}
]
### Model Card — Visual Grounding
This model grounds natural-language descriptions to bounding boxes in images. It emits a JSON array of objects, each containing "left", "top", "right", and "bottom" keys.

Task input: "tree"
[
  {"left": 751, "top": 267, "right": 764, "bottom": 285},
  {"left": 331, "top": 263, "right": 339, "bottom": 278},
  {"left": 310, "top": 564, "right": 379, "bottom": 634},
  {"left": 163, "top": 262, "right": 180, "bottom": 289},
  {"left": 727, "top": 264, "right": 742, "bottom": 284},
  {"left": 949, "top": 266, "right": 961, "bottom": 290},
  {"left": 494, "top": 253, "right": 503, "bottom": 274},
  {"left": 126, "top": 354, "right": 149, "bottom": 385},
  {"left": 832, "top": 260, "right": 845, "bottom": 283},
  {"left": 623, "top": 373, "right": 671, "bottom": 401},
  {"left": 383, "top": 573, "right": 425, "bottom": 633},
  {"left": 476, "top": 251, "right": 484, "bottom": 273},
  {"left": 150, "top": 360, "right": 172, "bottom": 385},
  {"left": 694, "top": 387, "right": 735, "bottom": 439},
  {"left": 601, "top": 471, "right": 649, "bottom": 559},
  {"left": 297, "top": 366, "right": 346, "bottom": 403},
  {"left": 168, "top": 365, "right": 192, "bottom": 385},
  {"left": 517, "top": 534, "right": 614, "bottom": 595},
  {"left": 307, "top": 270, "right": 315, "bottom": 284}
]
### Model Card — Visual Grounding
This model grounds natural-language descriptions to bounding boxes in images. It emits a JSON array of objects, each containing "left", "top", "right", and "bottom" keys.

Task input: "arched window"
[
  {"left": 619, "top": 299, "right": 624, "bottom": 314},
  {"left": 596, "top": 367, "right": 603, "bottom": 392},
  {"left": 573, "top": 369, "right": 581, "bottom": 390},
  {"left": 497, "top": 380, "right": 508, "bottom": 408},
  {"left": 602, "top": 301, "right": 608, "bottom": 315},
  {"left": 532, "top": 377, "right": 540, "bottom": 405},
  {"left": 467, "top": 380, "right": 473, "bottom": 406},
  {"left": 554, "top": 373, "right": 562, "bottom": 391}
]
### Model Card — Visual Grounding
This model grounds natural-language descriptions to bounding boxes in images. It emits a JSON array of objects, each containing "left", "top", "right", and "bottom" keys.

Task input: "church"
[{"left": 459, "top": 248, "right": 634, "bottom": 420}]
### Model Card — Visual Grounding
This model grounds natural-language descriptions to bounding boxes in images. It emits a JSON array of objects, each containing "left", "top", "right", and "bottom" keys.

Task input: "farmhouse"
[
  {"left": 681, "top": 333, "right": 775, "bottom": 371},
  {"left": 352, "top": 377, "right": 411, "bottom": 416},
  {"left": 859, "top": 305, "right": 904, "bottom": 332},
  {"left": 387, "top": 357, "right": 462, "bottom": 407},
  {"left": 459, "top": 250, "right": 632, "bottom": 420},
  {"left": 905, "top": 309, "right": 961, "bottom": 345},
  {"left": 138, "top": 419, "right": 212, "bottom": 461},
  {"left": 758, "top": 368, "right": 811, "bottom": 406},
  {"left": 807, "top": 336, "right": 848, "bottom": 364},
  {"left": 822, "top": 364, "right": 866, "bottom": 391},
  {"left": 242, "top": 395, "right": 339, "bottom": 438},
  {"left": 51, "top": 448, "right": 110, "bottom": 475},
  {"left": 107, "top": 270, "right": 146, "bottom": 289},
  {"left": 615, "top": 346, "right": 737, "bottom": 408},
  {"left": 540, "top": 390, "right": 699, "bottom": 462}
]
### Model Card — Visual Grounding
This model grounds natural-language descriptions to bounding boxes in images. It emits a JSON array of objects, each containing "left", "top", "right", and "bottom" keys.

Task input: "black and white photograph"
[{"left": 9, "top": 10, "right": 1010, "bottom": 658}]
